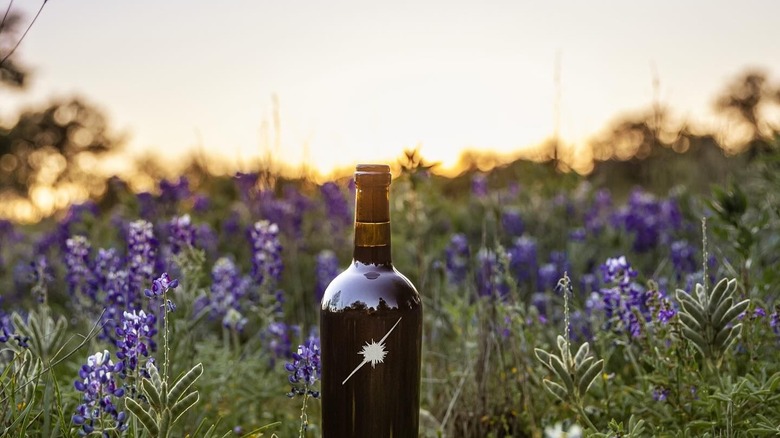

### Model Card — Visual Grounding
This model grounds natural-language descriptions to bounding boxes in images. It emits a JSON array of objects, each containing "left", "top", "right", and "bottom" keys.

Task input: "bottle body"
[
  {"left": 320, "top": 164, "right": 423, "bottom": 437},
  {"left": 320, "top": 263, "right": 422, "bottom": 437}
]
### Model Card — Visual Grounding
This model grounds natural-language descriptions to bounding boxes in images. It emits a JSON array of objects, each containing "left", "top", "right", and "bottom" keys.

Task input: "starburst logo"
[{"left": 342, "top": 317, "right": 402, "bottom": 385}]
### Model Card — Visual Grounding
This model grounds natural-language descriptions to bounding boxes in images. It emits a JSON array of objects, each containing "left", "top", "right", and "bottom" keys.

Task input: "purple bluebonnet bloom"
[
  {"left": 611, "top": 189, "right": 683, "bottom": 252},
  {"left": 580, "top": 273, "right": 600, "bottom": 294},
  {"left": 192, "top": 194, "right": 211, "bottom": 212},
  {"left": 30, "top": 256, "right": 53, "bottom": 304},
  {"left": 285, "top": 336, "right": 321, "bottom": 398},
  {"left": 144, "top": 272, "right": 179, "bottom": 313},
  {"left": 159, "top": 176, "right": 190, "bottom": 206},
  {"left": 771, "top": 311, "right": 779, "bottom": 335},
  {"left": 94, "top": 248, "right": 135, "bottom": 342},
  {"left": 569, "top": 228, "right": 587, "bottom": 242},
  {"left": 127, "top": 220, "right": 158, "bottom": 294},
  {"left": 321, "top": 182, "right": 352, "bottom": 230},
  {"left": 476, "top": 248, "right": 509, "bottom": 299},
  {"left": 583, "top": 189, "right": 613, "bottom": 236},
  {"left": 501, "top": 209, "right": 525, "bottom": 238},
  {"left": 194, "top": 258, "right": 253, "bottom": 328},
  {"left": 471, "top": 173, "right": 488, "bottom": 198},
  {"left": 115, "top": 310, "right": 157, "bottom": 377},
  {"left": 234, "top": 172, "right": 259, "bottom": 201},
  {"left": 670, "top": 240, "right": 698, "bottom": 280},
  {"left": 265, "top": 322, "right": 301, "bottom": 365},
  {"left": 168, "top": 214, "right": 196, "bottom": 254},
  {"left": 64, "top": 236, "right": 96, "bottom": 300},
  {"left": 652, "top": 386, "right": 670, "bottom": 402},
  {"left": 72, "top": 350, "right": 128, "bottom": 434},
  {"left": 591, "top": 257, "right": 650, "bottom": 338},
  {"left": 0, "top": 313, "right": 29, "bottom": 349},
  {"left": 249, "top": 221, "right": 283, "bottom": 286},
  {"left": 445, "top": 234, "right": 470, "bottom": 286},
  {"left": 315, "top": 250, "right": 340, "bottom": 302},
  {"left": 657, "top": 301, "right": 677, "bottom": 324},
  {"left": 537, "top": 263, "right": 558, "bottom": 292},
  {"left": 739, "top": 307, "right": 767, "bottom": 320},
  {"left": 601, "top": 256, "right": 637, "bottom": 286},
  {"left": 508, "top": 236, "right": 537, "bottom": 287},
  {"left": 136, "top": 192, "right": 157, "bottom": 219}
]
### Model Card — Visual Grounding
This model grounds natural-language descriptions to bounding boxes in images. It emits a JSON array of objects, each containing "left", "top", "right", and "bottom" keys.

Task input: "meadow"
[{"left": 1, "top": 143, "right": 779, "bottom": 437}]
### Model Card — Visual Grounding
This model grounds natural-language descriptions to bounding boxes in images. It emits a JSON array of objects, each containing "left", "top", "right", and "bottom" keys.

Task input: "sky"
[{"left": 3, "top": 0, "right": 780, "bottom": 176}]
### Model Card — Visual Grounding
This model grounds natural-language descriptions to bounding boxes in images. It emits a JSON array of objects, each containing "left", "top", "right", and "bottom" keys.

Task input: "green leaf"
[
  {"left": 577, "top": 359, "right": 603, "bottom": 397},
  {"left": 126, "top": 397, "right": 159, "bottom": 436},
  {"left": 715, "top": 299, "right": 750, "bottom": 328},
  {"left": 682, "top": 326, "right": 709, "bottom": 356},
  {"left": 574, "top": 343, "right": 589, "bottom": 369},
  {"left": 543, "top": 379, "right": 568, "bottom": 402},
  {"left": 710, "top": 296, "right": 734, "bottom": 328},
  {"left": 142, "top": 378, "right": 162, "bottom": 409},
  {"left": 556, "top": 335, "right": 569, "bottom": 362},
  {"left": 680, "top": 299, "right": 707, "bottom": 327},
  {"left": 159, "top": 408, "right": 171, "bottom": 438},
  {"left": 534, "top": 348, "right": 554, "bottom": 371},
  {"left": 168, "top": 363, "right": 203, "bottom": 405},
  {"left": 707, "top": 278, "right": 731, "bottom": 314},
  {"left": 549, "top": 354, "right": 574, "bottom": 395},
  {"left": 171, "top": 391, "right": 199, "bottom": 425}
]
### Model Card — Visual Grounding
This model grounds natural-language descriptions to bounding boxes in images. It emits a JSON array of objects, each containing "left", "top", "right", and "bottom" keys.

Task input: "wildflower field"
[{"left": 1, "top": 144, "right": 780, "bottom": 437}]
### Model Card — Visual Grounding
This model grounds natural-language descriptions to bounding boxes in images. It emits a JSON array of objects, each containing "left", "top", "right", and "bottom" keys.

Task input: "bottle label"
[{"left": 341, "top": 317, "right": 402, "bottom": 384}]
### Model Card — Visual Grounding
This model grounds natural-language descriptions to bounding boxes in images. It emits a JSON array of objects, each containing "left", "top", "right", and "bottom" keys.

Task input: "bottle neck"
[{"left": 353, "top": 185, "right": 392, "bottom": 266}]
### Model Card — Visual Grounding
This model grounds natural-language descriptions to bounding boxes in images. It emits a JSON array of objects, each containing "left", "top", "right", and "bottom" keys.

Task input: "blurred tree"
[
  {"left": 0, "top": 9, "right": 27, "bottom": 88},
  {"left": 0, "top": 97, "right": 122, "bottom": 202},
  {"left": 715, "top": 70, "right": 780, "bottom": 156}
]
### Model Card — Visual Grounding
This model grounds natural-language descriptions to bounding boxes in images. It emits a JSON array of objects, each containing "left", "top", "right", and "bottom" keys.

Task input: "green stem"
[
  {"left": 298, "top": 390, "right": 310, "bottom": 438},
  {"left": 163, "top": 290, "right": 170, "bottom": 383}
]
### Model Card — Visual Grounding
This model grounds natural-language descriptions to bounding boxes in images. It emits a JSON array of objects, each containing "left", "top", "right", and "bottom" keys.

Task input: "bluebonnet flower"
[
  {"left": 580, "top": 273, "right": 600, "bottom": 294},
  {"left": 195, "top": 258, "right": 252, "bottom": 323},
  {"left": 95, "top": 249, "right": 134, "bottom": 343},
  {"left": 115, "top": 310, "right": 157, "bottom": 377},
  {"left": 531, "top": 292, "right": 550, "bottom": 324},
  {"left": 0, "top": 313, "right": 29, "bottom": 349},
  {"left": 445, "top": 234, "right": 470, "bottom": 286},
  {"left": 136, "top": 192, "right": 157, "bottom": 219},
  {"left": 739, "top": 307, "right": 767, "bottom": 320},
  {"left": 611, "top": 189, "right": 683, "bottom": 252},
  {"left": 670, "top": 240, "right": 697, "bottom": 280},
  {"left": 583, "top": 189, "right": 613, "bottom": 236},
  {"left": 569, "top": 227, "right": 587, "bottom": 242},
  {"left": 476, "top": 248, "right": 510, "bottom": 299},
  {"left": 234, "top": 172, "right": 259, "bottom": 201},
  {"left": 127, "top": 220, "right": 158, "bottom": 294},
  {"left": 195, "top": 223, "right": 219, "bottom": 257},
  {"left": 285, "top": 336, "right": 321, "bottom": 398},
  {"left": 265, "top": 322, "right": 301, "bottom": 365},
  {"left": 144, "top": 272, "right": 179, "bottom": 313},
  {"left": 657, "top": 300, "right": 677, "bottom": 324},
  {"left": 64, "top": 235, "right": 96, "bottom": 300},
  {"left": 222, "top": 308, "right": 248, "bottom": 331},
  {"left": 592, "top": 256, "right": 649, "bottom": 338},
  {"left": 508, "top": 236, "right": 537, "bottom": 287},
  {"left": 249, "top": 220, "right": 283, "bottom": 286},
  {"left": 321, "top": 182, "right": 352, "bottom": 230},
  {"left": 600, "top": 256, "right": 637, "bottom": 286},
  {"left": 537, "top": 263, "right": 558, "bottom": 292},
  {"left": 471, "top": 173, "right": 488, "bottom": 198},
  {"left": 72, "top": 350, "right": 128, "bottom": 434},
  {"left": 192, "top": 194, "right": 211, "bottom": 212},
  {"left": 771, "top": 310, "right": 779, "bottom": 335},
  {"left": 652, "top": 386, "right": 670, "bottom": 402},
  {"left": 168, "top": 214, "right": 196, "bottom": 254},
  {"left": 30, "top": 255, "right": 53, "bottom": 304},
  {"left": 159, "top": 176, "right": 190, "bottom": 206},
  {"left": 501, "top": 209, "right": 525, "bottom": 238},
  {"left": 315, "top": 250, "right": 340, "bottom": 302}
]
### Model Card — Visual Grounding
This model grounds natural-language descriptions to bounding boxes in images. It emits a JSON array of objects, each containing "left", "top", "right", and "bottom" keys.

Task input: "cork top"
[{"left": 355, "top": 164, "right": 391, "bottom": 187}]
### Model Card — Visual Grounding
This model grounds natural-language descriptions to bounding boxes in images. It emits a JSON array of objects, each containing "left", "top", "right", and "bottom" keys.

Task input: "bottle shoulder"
[{"left": 321, "top": 262, "right": 421, "bottom": 312}]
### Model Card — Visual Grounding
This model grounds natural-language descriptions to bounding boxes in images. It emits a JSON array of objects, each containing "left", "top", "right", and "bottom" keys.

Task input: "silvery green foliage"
[
  {"left": 591, "top": 415, "right": 647, "bottom": 437},
  {"left": 125, "top": 361, "right": 203, "bottom": 437},
  {"left": 11, "top": 307, "right": 67, "bottom": 361},
  {"left": 0, "top": 350, "right": 41, "bottom": 432},
  {"left": 534, "top": 335, "right": 604, "bottom": 404},
  {"left": 675, "top": 278, "right": 748, "bottom": 360}
]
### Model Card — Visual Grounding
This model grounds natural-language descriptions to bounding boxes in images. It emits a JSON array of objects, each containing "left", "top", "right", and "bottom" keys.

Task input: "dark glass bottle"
[{"left": 320, "top": 164, "right": 423, "bottom": 438}]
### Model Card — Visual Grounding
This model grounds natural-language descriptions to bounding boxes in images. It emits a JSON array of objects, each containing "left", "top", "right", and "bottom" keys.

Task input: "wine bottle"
[{"left": 320, "top": 164, "right": 423, "bottom": 437}]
